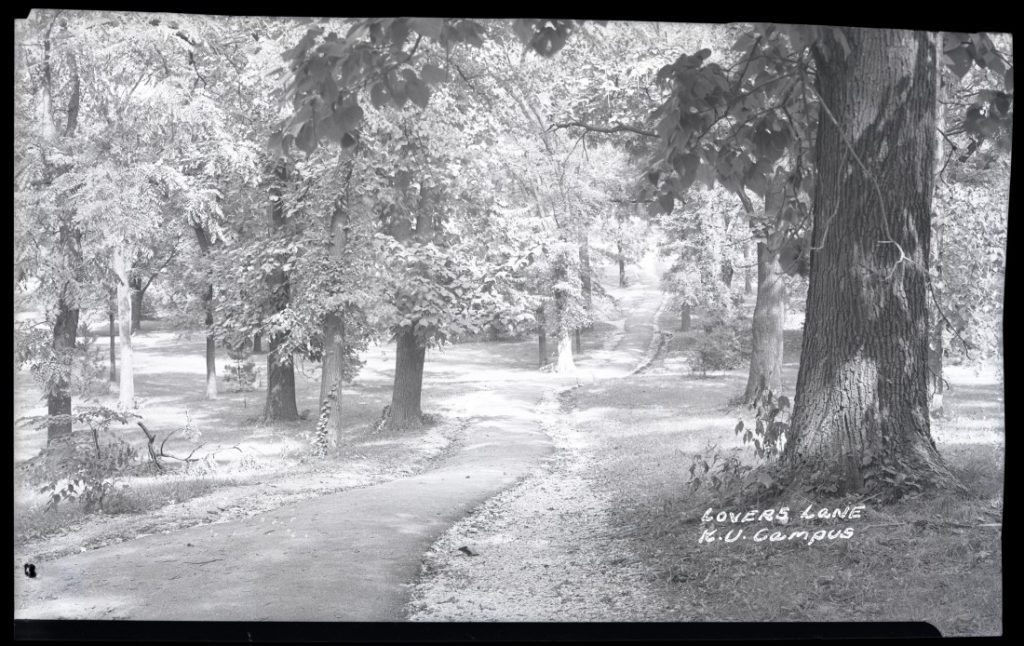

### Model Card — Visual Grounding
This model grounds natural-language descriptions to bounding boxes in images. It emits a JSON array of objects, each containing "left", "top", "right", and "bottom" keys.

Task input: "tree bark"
[
  {"left": 743, "top": 243, "right": 754, "bottom": 294},
  {"left": 785, "top": 28, "right": 956, "bottom": 495},
  {"left": 252, "top": 333, "right": 262, "bottom": 353},
  {"left": 553, "top": 255, "right": 575, "bottom": 373},
  {"left": 263, "top": 164, "right": 299, "bottom": 421},
  {"left": 47, "top": 230, "right": 79, "bottom": 442},
  {"left": 617, "top": 242, "right": 626, "bottom": 287},
  {"left": 318, "top": 200, "right": 349, "bottom": 447},
  {"left": 555, "top": 333, "right": 575, "bottom": 373},
  {"left": 108, "top": 295, "right": 117, "bottom": 383},
  {"left": 385, "top": 195, "right": 434, "bottom": 430},
  {"left": 680, "top": 303, "right": 691, "bottom": 331},
  {"left": 264, "top": 334, "right": 299, "bottom": 421},
  {"left": 43, "top": 30, "right": 82, "bottom": 444},
  {"left": 114, "top": 245, "right": 134, "bottom": 409},
  {"left": 389, "top": 327, "right": 426, "bottom": 430},
  {"left": 743, "top": 241, "right": 786, "bottom": 403},
  {"left": 579, "top": 237, "right": 593, "bottom": 312},
  {"left": 129, "top": 276, "right": 143, "bottom": 334},
  {"left": 928, "top": 32, "right": 946, "bottom": 416},
  {"left": 193, "top": 223, "right": 218, "bottom": 400},
  {"left": 203, "top": 284, "right": 217, "bottom": 400},
  {"left": 537, "top": 306, "right": 548, "bottom": 367}
]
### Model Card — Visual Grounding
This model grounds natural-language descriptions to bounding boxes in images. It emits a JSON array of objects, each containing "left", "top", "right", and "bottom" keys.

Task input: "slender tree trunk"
[
  {"left": 203, "top": 284, "right": 217, "bottom": 400},
  {"left": 263, "top": 165, "right": 298, "bottom": 421},
  {"left": 617, "top": 242, "right": 626, "bottom": 287},
  {"left": 318, "top": 200, "right": 349, "bottom": 446},
  {"left": 680, "top": 303, "right": 691, "bottom": 331},
  {"left": 928, "top": 32, "right": 946, "bottom": 416},
  {"left": 555, "top": 333, "right": 575, "bottom": 373},
  {"left": 193, "top": 224, "right": 218, "bottom": 400},
  {"left": 114, "top": 246, "right": 134, "bottom": 409},
  {"left": 785, "top": 29, "right": 956, "bottom": 495},
  {"left": 253, "top": 334, "right": 262, "bottom": 353},
  {"left": 108, "top": 297, "right": 117, "bottom": 383},
  {"left": 47, "top": 231, "right": 79, "bottom": 442},
  {"left": 743, "top": 241, "right": 786, "bottom": 403},
  {"left": 744, "top": 243, "right": 754, "bottom": 294},
  {"left": 553, "top": 259, "right": 575, "bottom": 374},
  {"left": 129, "top": 276, "right": 144, "bottom": 334},
  {"left": 579, "top": 237, "right": 593, "bottom": 312},
  {"left": 537, "top": 306, "right": 548, "bottom": 367},
  {"left": 574, "top": 329, "right": 582, "bottom": 354}
]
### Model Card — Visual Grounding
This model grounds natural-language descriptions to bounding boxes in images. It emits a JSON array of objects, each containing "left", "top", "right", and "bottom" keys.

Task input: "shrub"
[
  {"left": 690, "top": 311, "right": 747, "bottom": 375},
  {"left": 30, "top": 406, "right": 143, "bottom": 512}
]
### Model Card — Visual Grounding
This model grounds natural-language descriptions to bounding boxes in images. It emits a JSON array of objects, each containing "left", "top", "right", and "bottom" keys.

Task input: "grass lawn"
[{"left": 565, "top": 302, "right": 1003, "bottom": 635}]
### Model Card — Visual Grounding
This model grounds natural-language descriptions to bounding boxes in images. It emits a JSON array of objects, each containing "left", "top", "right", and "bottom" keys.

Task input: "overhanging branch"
[{"left": 548, "top": 120, "right": 657, "bottom": 138}]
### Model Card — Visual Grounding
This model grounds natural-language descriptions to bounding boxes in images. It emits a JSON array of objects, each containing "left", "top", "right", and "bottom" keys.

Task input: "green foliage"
[
  {"left": 686, "top": 444, "right": 778, "bottom": 507},
  {"left": 690, "top": 312, "right": 747, "bottom": 376},
  {"left": 735, "top": 389, "right": 791, "bottom": 461},
  {"left": 272, "top": 18, "right": 593, "bottom": 156},
  {"left": 28, "top": 406, "right": 143, "bottom": 512}
]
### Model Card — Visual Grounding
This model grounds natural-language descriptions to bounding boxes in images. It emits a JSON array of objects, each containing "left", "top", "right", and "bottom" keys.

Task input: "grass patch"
[
  {"left": 568, "top": 362, "right": 1003, "bottom": 635},
  {"left": 14, "top": 471, "right": 239, "bottom": 544}
]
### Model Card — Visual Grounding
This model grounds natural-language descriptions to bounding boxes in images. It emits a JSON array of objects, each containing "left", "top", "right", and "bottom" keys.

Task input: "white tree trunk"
[
  {"left": 114, "top": 246, "right": 134, "bottom": 409},
  {"left": 555, "top": 332, "right": 576, "bottom": 374}
]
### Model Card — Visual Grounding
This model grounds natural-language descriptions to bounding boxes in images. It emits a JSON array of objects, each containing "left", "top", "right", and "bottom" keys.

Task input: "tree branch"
[{"left": 547, "top": 120, "right": 657, "bottom": 138}]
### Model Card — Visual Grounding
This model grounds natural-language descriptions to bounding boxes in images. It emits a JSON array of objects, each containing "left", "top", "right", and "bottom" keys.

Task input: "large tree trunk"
[
  {"left": 385, "top": 196, "right": 434, "bottom": 430},
  {"left": 928, "top": 32, "right": 946, "bottom": 417},
  {"left": 43, "top": 39, "right": 82, "bottom": 444},
  {"left": 114, "top": 245, "right": 134, "bottom": 409},
  {"left": 318, "top": 200, "right": 349, "bottom": 447},
  {"left": 193, "top": 224, "right": 218, "bottom": 400},
  {"left": 743, "top": 240, "right": 786, "bottom": 403},
  {"left": 263, "top": 164, "right": 299, "bottom": 421},
  {"left": 264, "top": 336, "right": 299, "bottom": 421},
  {"left": 129, "top": 276, "right": 144, "bottom": 334},
  {"left": 389, "top": 327, "right": 426, "bottom": 430},
  {"left": 785, "top": 29, "right": 956, "bottom": 496}
]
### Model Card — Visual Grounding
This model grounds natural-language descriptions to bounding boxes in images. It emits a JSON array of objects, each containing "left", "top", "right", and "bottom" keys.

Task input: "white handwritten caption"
[{"left": 697, "top": 504, "right": 866, "bottom": 547}]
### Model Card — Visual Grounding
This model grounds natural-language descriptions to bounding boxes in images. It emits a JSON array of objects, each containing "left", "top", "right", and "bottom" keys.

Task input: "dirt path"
[
  {"left": 14, "top": 260, "right": 668, "bottom": 621},
  {"left": 406, "top": 260, "right": 670, "bottom": 621}
]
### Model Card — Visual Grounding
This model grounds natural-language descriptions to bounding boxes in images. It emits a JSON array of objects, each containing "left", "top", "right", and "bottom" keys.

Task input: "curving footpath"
[{"left": 14, "top": 267, "right": 667, "bottom": 621}]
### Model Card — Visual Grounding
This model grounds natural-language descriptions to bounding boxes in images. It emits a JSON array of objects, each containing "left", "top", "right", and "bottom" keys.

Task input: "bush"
[
  {"left": 28, "top": 407, "right": 144, "bottom": 512},
  {"left": 690, "top": 312, "right": 747, "bottom": 375},
  {"left": 223, "top": 359, "right": 258, "bottom": 391}
]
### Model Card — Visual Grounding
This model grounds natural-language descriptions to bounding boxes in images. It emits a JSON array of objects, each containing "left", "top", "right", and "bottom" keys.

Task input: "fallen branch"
[{"left": 137, "top": 422, "right": 206, "bottom": 470}]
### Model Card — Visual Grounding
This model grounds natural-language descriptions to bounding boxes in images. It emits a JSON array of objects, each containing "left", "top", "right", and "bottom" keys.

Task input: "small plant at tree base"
[
  {"left": 686, "top": 444, "right": 777, "bottom": 507},
  {"left": 735, "top": 388, "right": 792, "bottom": 461},
  {"left": 34, "top": 406, "right": 143, "bottom": 512}
]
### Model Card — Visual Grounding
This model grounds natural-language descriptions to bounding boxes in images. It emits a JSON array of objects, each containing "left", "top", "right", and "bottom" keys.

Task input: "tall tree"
[
  {"left": 263, "top": 164, "right": 300, "bottom": 421},
  {"left": 784, "top": 29, "right": 956, "bottom": 494}
]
